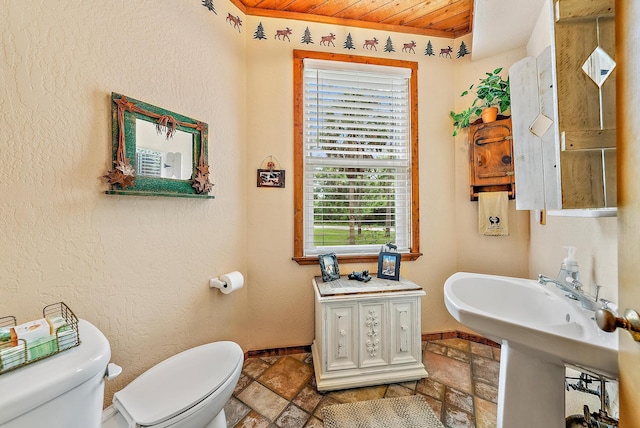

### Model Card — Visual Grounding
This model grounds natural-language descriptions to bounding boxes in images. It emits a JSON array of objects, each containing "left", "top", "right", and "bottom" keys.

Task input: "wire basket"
[{"left": 0, "top": 302, "right": 80, "bottom": 375}]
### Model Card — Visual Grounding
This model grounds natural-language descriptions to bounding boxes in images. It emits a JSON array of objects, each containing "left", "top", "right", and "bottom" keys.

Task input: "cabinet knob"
[
  {"left": 401, "top": 325, "right": 408, "bottom": 331},
  {"left": 339, "top": 329, "right": 347, "bottom": 336}
]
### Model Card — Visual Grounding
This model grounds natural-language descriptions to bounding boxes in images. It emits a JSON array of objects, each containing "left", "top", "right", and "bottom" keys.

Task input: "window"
[
  {"left": 293, "top": 51, "right": 420, "bottom": 264},
  {"left": 136, "top": 149, "right": 163, "bottom": 177}
]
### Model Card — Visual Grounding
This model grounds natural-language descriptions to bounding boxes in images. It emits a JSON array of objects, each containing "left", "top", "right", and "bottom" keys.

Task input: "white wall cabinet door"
[{"left": 510, "top": 46, "right": 562, "bottom": 211}]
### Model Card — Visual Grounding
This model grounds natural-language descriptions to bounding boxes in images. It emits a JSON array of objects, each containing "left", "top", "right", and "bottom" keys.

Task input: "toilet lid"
[{"left": 112, "top": 341, "right": 243, "bottom": 426}]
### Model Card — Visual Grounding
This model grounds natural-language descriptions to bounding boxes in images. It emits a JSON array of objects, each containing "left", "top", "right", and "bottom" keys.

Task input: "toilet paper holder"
[
  {"left": 209, "top": 277, "right": 228, "bottom": 290},
  {"left": 209, "top": 271, "right": 244, "bottom": 294}
]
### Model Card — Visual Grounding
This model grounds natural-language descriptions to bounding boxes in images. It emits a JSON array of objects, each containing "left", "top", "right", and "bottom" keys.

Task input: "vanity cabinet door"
[
  {"left": 326, "top": 303, "right": 358, "bottom": 372},
  {"left": 359, "top": 301, "right": 389, "bottom": 368},
  {"left": 389, "top": 298, "right": 421, "bottom": 365}
]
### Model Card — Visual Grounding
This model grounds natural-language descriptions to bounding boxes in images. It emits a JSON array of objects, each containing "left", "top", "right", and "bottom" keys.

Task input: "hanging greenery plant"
[{"left": 450, "top": 67, "right": 511, "bottom": 136}]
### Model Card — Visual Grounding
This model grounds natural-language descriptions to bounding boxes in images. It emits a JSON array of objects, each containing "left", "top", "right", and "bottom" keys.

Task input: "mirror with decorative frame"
[{"left": 104, "top": 93, "right": 214, "bottom": 198}]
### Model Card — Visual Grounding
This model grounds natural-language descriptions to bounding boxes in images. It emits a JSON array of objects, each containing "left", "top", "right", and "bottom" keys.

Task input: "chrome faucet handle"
[
  {"left": 538, "top": 274, "right": 556, "bottom": 285},
  {"left": 594, "top": 285, "right": 602, "bottom": 303},
  {"left": 565, "top": 277, "right": 583, "bottom": 291},
  {"left": 599, "top": 298, "right": 613, "bottom": 310}
]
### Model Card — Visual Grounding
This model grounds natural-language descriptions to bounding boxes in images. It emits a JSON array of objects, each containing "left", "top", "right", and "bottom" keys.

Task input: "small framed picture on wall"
[
  {"left": 377, "top": 252, "right": 401, "bottom": 281},
  {"left": 257, "top": 169, "right": 285, "bottom": 188}
]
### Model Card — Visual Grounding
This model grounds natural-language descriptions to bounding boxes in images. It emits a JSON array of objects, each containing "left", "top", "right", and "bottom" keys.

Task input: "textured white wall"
[
  {"left": 0, "top": 0, "right": 248, "bottom": 404},
  {"left": 242, "top": 17, "right": 527, "bottom": 350},
  {"left": 526, "top": 0, "right": 553, "bottom": 58},
  {"left": 529, "top": 215, "right": 618, "bottom": 302},
  {"left": 451, "top": 40, "right": 531, "bottom": 279}
]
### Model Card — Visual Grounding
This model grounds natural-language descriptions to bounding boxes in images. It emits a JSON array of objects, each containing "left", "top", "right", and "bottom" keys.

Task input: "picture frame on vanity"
[
  {"left": 377, "top": 251, "right": 401, "bottom": 281},
  {"left": 319, "top": 253, "right": 340, "bottom": 282}
]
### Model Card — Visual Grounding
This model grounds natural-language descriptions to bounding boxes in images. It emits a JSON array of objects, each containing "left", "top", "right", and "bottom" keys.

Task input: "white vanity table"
[{"left": 312, "top": 275, "right": 427, "bottom": 391}]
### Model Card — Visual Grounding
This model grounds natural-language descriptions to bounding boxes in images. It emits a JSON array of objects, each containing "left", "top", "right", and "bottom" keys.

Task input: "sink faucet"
[{"left": 538, "top": 274, "right": 602, "bottom": 311}]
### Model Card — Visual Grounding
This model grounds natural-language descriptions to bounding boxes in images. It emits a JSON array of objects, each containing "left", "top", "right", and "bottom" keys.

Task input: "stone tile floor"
[{"left": 223, "top": 337, "right": 501, "bottom": 428}]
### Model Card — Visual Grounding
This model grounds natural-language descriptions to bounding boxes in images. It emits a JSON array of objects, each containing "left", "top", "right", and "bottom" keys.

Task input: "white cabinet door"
[
  {"left": 509, "top": 46, "right": 562, "bottom": 211},
  {"left": 359, "top": 301, "right": 388, "bottom": 368},
  {"left": 389, "top": 299, "right": 420, "bottom": 365},
  {"left": 326, "top": 304, "right": 358, "bottom": 371}
]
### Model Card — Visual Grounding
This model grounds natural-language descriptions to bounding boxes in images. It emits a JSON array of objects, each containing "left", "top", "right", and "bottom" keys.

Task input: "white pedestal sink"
[{"left": 444, "top": 272, "right": 618, "bottom": 427}]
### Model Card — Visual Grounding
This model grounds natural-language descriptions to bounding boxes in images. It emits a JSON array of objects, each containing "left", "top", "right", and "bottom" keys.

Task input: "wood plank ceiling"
[{"left": 228, "top": 0, "right": 474, "bottom": 38}]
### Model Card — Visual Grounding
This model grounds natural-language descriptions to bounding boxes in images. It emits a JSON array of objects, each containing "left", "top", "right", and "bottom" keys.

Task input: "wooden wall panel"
[
  {"left": 555, "top": 0, "right": 614, "bottom": 21},
  {"left": 562, "top": 129, "right": 616, "bottom": 150},
  {"left": 604, "top": 148, "right": 617, "bottom": 206},
  {"left": 560, "top": 151, "right": 605, "bottom": 208},
  {"left": 554, "top": 2, "right": 617, "bottom": 209},
  {"left": 599, "top": 17, "right": 617, "bottom": 130},
  {"left": 555, "top": 20, "right": 601, "bottom": 132}
]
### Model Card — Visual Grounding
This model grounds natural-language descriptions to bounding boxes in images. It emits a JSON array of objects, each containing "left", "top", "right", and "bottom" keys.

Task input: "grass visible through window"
[{"left": 314, "top": 226, "right": 395, "bottom": 246}]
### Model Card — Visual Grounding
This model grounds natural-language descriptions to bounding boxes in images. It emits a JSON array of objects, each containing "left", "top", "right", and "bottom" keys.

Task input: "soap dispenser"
[{"left": 557, "top": 246, "right": 579, "bottom": 284}]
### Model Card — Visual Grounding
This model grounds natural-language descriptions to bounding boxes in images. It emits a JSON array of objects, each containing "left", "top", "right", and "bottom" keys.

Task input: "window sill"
[{"left": 293, "top": 252, "right": 423, "bottom": 265}]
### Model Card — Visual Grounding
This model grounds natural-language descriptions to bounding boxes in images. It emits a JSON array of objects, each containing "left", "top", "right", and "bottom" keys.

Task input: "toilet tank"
[{"left": 0, "top": 319, "right": 111, "bottom": 428}]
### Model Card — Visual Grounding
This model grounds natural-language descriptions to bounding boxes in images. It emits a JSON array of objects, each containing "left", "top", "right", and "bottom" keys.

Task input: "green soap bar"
[
  {"left": 27, "top": 335, "right": 57, "bottom": 360},
  {"left": 57, "top": 329, "right": 78, "bottom": 350},
  {"left": 0, "top": 344, "right": 26, "bottom": 371}
]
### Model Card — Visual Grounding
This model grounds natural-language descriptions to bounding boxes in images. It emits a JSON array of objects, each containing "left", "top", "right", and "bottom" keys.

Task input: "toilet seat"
[{"left": 111, "top": 341, "right": 243, "bottom": 427}]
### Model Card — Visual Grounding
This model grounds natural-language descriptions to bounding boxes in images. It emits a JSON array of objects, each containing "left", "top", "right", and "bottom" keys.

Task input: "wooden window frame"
[{"left": 292, "top": 50, "right": 421, "bottom": 265}]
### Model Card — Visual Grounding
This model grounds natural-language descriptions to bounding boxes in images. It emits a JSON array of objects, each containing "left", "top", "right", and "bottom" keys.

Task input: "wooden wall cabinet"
[
  {"left": 468, "top": 117, "right": 515, "bottom": 201},
  {"left": 312, "top": 276, "right": 427, "bottom": 391},
  {"left": 554, "top": 4, "right": 616, "bottom": 210},
  {"left": 509, "top": 0, "right": 616, "bottom": 215}
]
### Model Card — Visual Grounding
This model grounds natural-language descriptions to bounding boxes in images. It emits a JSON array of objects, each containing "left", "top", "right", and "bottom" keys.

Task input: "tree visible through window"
[{"left": 293, "top": 51, "right": 420, "bottom": 264}]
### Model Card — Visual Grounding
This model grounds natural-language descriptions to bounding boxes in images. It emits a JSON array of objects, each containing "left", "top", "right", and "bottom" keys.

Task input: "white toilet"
[{"left": 0, "top": 319, "right": 244, "bottom": 428}]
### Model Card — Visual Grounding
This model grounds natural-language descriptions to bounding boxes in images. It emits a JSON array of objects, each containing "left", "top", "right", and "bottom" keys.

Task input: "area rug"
[{"left": 321, "top": 395, "right": 445, "bottom": 428}]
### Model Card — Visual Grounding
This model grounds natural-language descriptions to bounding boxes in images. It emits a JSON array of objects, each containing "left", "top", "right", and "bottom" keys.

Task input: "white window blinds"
[{"left": 303, "top": 60, "right": 413, "bottom": 256}]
